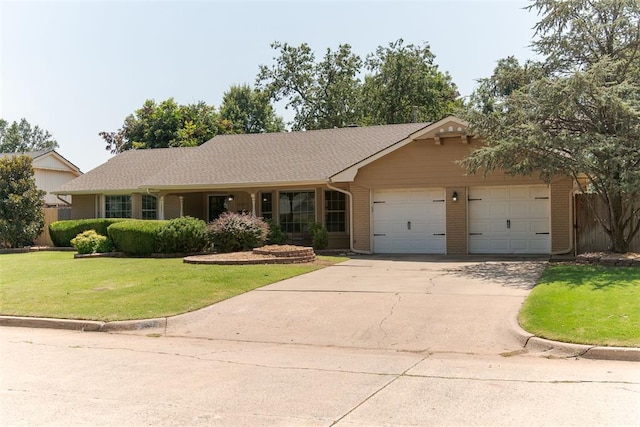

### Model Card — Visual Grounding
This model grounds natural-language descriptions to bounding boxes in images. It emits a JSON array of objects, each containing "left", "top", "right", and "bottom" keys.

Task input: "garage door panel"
[
  {"left": 469, "top": 185, "right": 550, "bottom": 254},
  {"left": 373, "top": 188, "right": 445, "bottom": 254}
]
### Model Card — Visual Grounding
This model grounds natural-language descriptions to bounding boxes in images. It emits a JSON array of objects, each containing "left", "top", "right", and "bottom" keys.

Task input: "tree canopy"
[
  {"left": 219, "top": 84, "right": 285, "bottom": 134},
  {"left": 100, "top": 98, "right": 232, "bottom": 154},
  {"left": 257, "top": 39, "right": 460, "bottom": 130},
  {"left": 0, "top": 155, "right": 45, "bottom": 248},
  {"left": 361, "top": 39, "right": 461, "bottom": 125},
  {"left": 0, "top": 118, "right": 58, "bottom": 153},
  {"left": 462, "top": 0, "right": 640, "bottom": 253}
]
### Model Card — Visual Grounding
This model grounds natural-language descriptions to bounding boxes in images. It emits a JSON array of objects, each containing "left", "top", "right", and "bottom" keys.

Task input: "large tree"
[
  {"left": 361, "top": 39, "right": 460, "bottom": 125},
  {"left": 100, "top": 98, "right": 231, "bottom": 154},
  {"left": 257, "top": 42, "right": 363, "bottom": 130},
  {"left": 219, "top": 84, "right": 285, "bottom": 134},
  {"left": 462, "top": 0, "right": 640, "bottom": 253},
  {"left": 0, "top": 118, "right": 58, "bottom": 153},
  {"left": 0, "top": 155, "right": 45, "bottom": 248}
]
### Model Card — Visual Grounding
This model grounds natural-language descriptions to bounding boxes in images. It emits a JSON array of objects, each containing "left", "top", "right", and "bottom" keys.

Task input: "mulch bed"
[
  {"left": 183, "top": 245, "right": 319, "bottom": 265},
  {"left": 576, "top": 252, "right": 640, "bottom": 267}
]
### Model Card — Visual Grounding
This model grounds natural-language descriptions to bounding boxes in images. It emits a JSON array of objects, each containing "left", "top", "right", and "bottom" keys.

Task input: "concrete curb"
[
  {"left": 0, "top": 316, "right": 166, "bottom": 333},
  {"left": 510, "top": 315, "right": 640, "bottom": 362}
]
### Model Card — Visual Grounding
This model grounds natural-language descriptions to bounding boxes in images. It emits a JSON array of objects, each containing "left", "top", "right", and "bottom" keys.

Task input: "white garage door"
[
  {"left": 468, "top": 186, "right": 550, "bottom": 254},
  {"left": 373, "top": 189, "right": 446, "bottom": 254}
]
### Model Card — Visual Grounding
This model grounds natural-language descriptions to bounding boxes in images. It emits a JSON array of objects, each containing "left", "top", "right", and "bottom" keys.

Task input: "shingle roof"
[
  {"left": 54, "top": 123, "right": 429, "bottom": 194},
  {"left": 53, "top": 147, "right": 193, "bottom": 193}
]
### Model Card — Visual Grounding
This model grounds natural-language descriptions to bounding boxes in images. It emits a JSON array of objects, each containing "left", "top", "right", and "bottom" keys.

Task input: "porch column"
[
  {"left": 158, "top": 196, "right": 165, "bottom": 220},
  {"left": 179, "top": 196, "right": 184, "bottom": 217},
  {"left": 250, "top": 193, "right": 256, "bottom": 217}
]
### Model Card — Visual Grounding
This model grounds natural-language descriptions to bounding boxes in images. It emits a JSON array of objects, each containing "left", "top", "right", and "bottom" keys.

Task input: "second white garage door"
[
  {"left": 468, "top": 185, "right": 550, "bottom": 254},
  {"left": 372, "top": 189, "right": 446, "bottom": 254}
]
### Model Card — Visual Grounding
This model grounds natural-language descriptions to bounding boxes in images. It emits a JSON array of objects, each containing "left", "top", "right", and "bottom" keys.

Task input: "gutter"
[{"left": 326, "top": 181, "right": 371, "bottom": 255}]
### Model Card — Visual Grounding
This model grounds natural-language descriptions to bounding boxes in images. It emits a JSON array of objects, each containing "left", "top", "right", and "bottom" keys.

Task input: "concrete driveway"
[{"left": 154, "top": 256, "right": 546, "bottom": 356}]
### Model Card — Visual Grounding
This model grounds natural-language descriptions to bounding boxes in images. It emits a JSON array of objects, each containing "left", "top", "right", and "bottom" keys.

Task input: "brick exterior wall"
[{"left": 445, "top": 187, "right": 468, "bottom": 254}]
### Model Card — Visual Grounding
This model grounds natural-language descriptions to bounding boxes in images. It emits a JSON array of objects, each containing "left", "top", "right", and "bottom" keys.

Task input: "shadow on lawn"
[
  {"left": 445, "top": 261, "right": 547, "bottom": 290},
  {"left": 539, "top": 264, "right": 640, "bottom": 290}
]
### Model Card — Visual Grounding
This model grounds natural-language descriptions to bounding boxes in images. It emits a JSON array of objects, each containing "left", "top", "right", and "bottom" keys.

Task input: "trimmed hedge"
[
  {"left": 155, "top": 216, "right": 207, "bottom": 254},
  {"left": 49, "top": 218, "right": 128, "bottom": 247},
  {"left": 107, "top": 220, "right": 168, "bottom": 256}
]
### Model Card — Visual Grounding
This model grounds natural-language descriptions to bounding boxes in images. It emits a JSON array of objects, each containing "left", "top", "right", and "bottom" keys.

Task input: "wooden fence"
[
  {"left": 575, "top": 194, "right": 640, "bottom": 253},
  {"left": 34, "top": 207, "right": 71, "bottom": 246}
]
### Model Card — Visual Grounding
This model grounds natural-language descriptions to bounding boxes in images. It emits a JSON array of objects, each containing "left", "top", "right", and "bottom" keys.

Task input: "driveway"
[{"left": 154, "top": 256, "right": 546, "bottom": 355}]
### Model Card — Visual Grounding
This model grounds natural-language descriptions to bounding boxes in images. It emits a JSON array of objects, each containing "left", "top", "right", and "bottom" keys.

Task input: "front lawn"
[
  {"left": 0, "top": 252, "right": 346, "bottom": 322},
  {"left": 519, "top": 264, "right": 640, "bottom": 347}
]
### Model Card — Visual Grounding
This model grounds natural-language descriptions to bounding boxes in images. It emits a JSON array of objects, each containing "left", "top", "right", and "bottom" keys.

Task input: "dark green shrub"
[
  {"left": 264, "top": 218, "right": 288, "bottom": 245},
  {"left": 107, "top": 220, "right": 167, "bottom": 255},
  {"left": 308, "top": 223, "right": 329, "bottom": 250},
  {"left": 206, "top": 212, "right": 269, "bottom": 253},
  {"left": 70, "top": 230, "right": 113, "bottom": 254},
  {"left": 154, "top": 216, "right": 206, "bottom": 253},
  {"left": 49, "top": 219, "right": 128, "bottom": 247}
]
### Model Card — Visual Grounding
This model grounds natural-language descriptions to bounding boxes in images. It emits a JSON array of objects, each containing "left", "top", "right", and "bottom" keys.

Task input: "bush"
[
  {"left": 70, "top": 230, "right": 113, "bottom": 254},
  {"left": 107, "top": 220, "right": 168, "bottom": 256},
  {"left": 264, "top": 218, "right": 288, "bottom": 245},
  {"left": 308, "top": 223, "right": 329, "bottom": 250},
  {"left": 207, "top": 212, "right": 269, "bottom": 253},
  {"left": 49, "top": 219, "right": 128, "bottom": 247},
  {"left": 154, "top": 216, "right": 207, "bottom": 254}
]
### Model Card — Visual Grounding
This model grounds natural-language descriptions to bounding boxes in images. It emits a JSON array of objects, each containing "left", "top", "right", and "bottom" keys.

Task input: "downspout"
[
  {"left": 551, "top": 186, "right": 579, "bottom": 256},
  {"left": 326, "top": 181, "right": 372, "bottom": 255}
]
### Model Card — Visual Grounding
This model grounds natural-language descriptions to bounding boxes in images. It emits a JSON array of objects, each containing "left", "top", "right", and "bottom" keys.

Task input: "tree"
[
  {"left": 100, "top": 98, "right": 231, "bottom": 154},
  {"left": 0, "top": 155, "right": 46, "bottom": 248},
  {"left": 219, "top": 84, "right": 285, "bottom": 133},
  {"left": 361, "top": 39, "right": 461, "bottom": 125},
  {"left": 462, "top": 0, "right": 640, "bottom": 253},
  {"left": 257, "top": 42, "right": 363, "bottom": 130},
  {"left": 0, "top": 118, "right": 58, "bottom": 153}
]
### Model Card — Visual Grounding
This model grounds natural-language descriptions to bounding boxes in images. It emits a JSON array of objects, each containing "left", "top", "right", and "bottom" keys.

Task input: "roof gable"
[
  {"left": 330, "top": 116, "right": 469, "bottom": 182},
  {"left": 1, "top": 149, "right": 81, "bottom": 176}
]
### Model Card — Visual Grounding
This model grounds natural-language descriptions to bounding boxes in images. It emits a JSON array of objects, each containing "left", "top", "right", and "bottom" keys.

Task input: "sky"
[{"left": 1, "top": 0, "right": 539, "bottom": 173}]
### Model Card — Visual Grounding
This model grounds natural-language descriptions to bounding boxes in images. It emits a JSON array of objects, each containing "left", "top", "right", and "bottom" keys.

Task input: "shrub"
[
  {"left": 154, "top": 216, "right": 207, "bottom": 254},
  {"left": 49, "top": 219, "right": 128, "bottom": 247},
  {"left": 107, "top": 220, "right": 168, "bottom": 256},
  {"left": 70, "top": 230, "right": 113, "bottom": 254},
  {"left": 206, "top": 212, "right": 269, "bottom": 253},
  {"left": 264, "top": 218, "right": 288, "bottom": 245},
  {"left": 308, "top": 222, "right": 329, "bottom": 250}
]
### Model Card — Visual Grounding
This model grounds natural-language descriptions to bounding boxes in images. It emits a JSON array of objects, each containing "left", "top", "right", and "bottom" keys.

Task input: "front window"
[
  {"left": 325, "top": 191, "right": 346, "bottom": 232},
  {"left": 105, "top": 195, "right": 131, "bottom": 218},
  {"left": 279, "top": 191, "right": 315, "bottom": 233},
  {"left": 261, "top": 192, "right": 273, "bottom": 220},
  {"left": 141, "top": 194, "right": 157, "bottom": 220}
]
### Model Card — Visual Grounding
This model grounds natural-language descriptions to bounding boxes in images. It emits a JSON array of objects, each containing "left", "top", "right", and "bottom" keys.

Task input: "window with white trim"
[
  {"left": 324, "top": 190, "right": 346, "bottom": 232},
  {"left": 141, "top": 194, "right": 157, "bottom": 220},
  {"left": 279, "top": 191, "right": 315, "bottom": 233},
  {"left": 105, "top": 195, "right": 131, "bottom": 218},
  {"left": 261, "top": 192, "right": 273, "bottom": 220}
]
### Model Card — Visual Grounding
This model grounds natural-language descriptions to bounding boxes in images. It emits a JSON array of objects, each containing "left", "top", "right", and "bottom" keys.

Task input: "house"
[
  {"left": 1, "top": 149, "right": 82, "bottom": 245},
  {"left": 53, "top": 116, "right": 575, "bottom": 255},
  {"left": 1, "top": 149, "right": 82, "bottom": 207}
]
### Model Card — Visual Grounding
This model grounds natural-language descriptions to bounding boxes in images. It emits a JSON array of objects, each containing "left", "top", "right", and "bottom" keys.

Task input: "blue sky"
[{"left": 1, "top": 0, "right": 538, "bottom": 173}]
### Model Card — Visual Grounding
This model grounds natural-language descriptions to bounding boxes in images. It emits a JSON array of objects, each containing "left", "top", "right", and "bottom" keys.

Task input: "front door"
[{"left": 208, "top": 195, "right": 227, "bottom": 222}]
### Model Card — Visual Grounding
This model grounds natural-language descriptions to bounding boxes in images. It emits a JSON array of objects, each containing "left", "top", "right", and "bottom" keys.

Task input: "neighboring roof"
[
  {"left": 1, "top": 149, "right": 82, "bottom": 175},
  {"left": 53, "top": 147, "right": 193, "bottom": 194},
  {"left": 54, "top": 122, "right": 438, "bottom": 194}
]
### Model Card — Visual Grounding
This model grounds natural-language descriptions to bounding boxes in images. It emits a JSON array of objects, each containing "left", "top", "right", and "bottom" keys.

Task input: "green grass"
[
  {"left": 0, "top": 252, "right": 346, "bottom": 322},
  {"left": 519, "top": 264, "right": 640, "bottom": 347}
]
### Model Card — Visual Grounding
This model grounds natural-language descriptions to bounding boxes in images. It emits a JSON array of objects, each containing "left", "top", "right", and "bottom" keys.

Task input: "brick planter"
[{"left": 183, "top": 245, "right": 316, "bottom": 265}]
